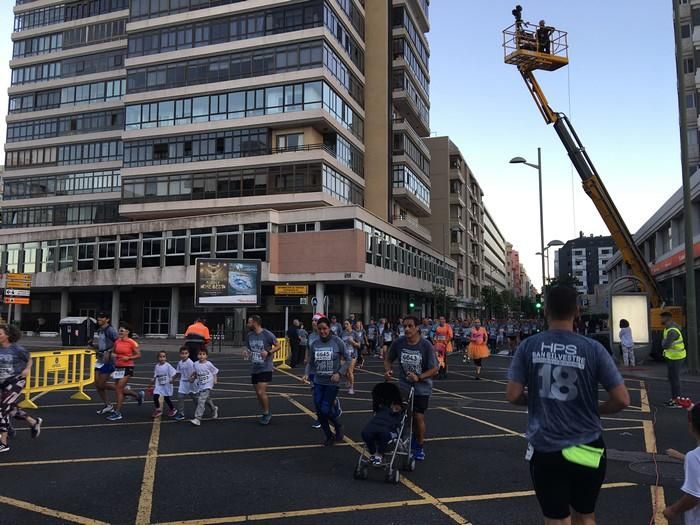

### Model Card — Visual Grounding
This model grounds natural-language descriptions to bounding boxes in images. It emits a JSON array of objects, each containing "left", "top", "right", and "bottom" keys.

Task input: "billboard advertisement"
[
  {"left": 611, "top": 293, "right": 650, "bottom": 344},
  {"left": 195, "top": 259, "right": 261, "bottom": 306}
]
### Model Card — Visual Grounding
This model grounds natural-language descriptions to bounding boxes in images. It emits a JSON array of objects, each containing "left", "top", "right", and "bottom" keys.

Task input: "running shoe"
[
  {"left": 348, "top": 387, "right": 355, "bottom": 395},
  {"left": 152, "top": 409, "right": 162, "bottom": 418},
  {"left": 30, "top": 417, "right": 42, "bottom": 439},
  {"left": 137, "top": 391, "right": 145, "bottom": 406},
  {"left": 312, "top": 421, "right": 322, "bottom": 429},
  {"left": 106, "top": 411, "right": 123, "bottom": 421},
  {"left": 665, "top": 399, "right": 682, "bottom": 408},
  {"left": 0, "top": 443, "right": 9, "bottom": 453},
  {"left": 414, "top": 445, "right": 425, "bottom": 461},
  {"left": 190, "top": 418, "right": 201, "bottom": 426},
  {"left": 167, "top": 409, "right": 178, "bottom": 417},
  {"left": 260, "top": 413, "right": 272, "bottom": 426},
  {"left": 212, "top": 406, "right": 219, "bottom": 420},
  {"left": 96, "top": 404, "right": 114, "bottom": 415},
  {"left": 175, "top": 413, "right": 185, "bottom": 421},
  {"left": 370, "top": 455, "right": 382, "bottom": 466}
]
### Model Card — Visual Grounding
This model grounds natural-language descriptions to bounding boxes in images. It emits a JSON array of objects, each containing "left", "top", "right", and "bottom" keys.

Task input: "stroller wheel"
[
  {"left": 385, "top": 468, "right": 400, "bottom": 484},
  {"left": 354, "top": 465, "right": 368, "bottom": 480},
  {"left": 403, "top": 456, "right": 416, "bottom": 472}
]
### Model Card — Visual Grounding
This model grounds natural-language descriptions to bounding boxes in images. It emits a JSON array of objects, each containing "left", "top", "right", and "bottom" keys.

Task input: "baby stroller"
[{"left": 353, "top": 382, "right": 415, "bottom": 484}]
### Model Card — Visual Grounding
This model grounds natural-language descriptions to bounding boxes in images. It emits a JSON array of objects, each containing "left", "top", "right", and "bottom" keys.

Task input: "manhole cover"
[{"left": 629, "top": 460, "right": 685, "bottom": 481}]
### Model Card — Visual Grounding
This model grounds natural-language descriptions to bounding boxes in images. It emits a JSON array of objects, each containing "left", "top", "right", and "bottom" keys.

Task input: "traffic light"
[
  {"left": 408, "top": 295, "right": 416, "bottom": 310},
  {"left": 535, "top": 294, "right": 543, "bottom": 310}
]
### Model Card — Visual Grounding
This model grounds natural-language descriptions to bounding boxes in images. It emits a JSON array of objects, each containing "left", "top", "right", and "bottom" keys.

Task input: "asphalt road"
[{"left": 0, "top": 350, "right": 696, "bottom": 525}]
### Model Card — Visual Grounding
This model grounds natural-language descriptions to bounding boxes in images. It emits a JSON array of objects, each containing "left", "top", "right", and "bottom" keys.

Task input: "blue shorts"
[{"left": 97, "top": 362, "right": 115, "bottom": 375}]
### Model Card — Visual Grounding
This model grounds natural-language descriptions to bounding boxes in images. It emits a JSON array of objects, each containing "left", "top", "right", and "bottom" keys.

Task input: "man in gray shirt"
[
  {"left": 244, "top": 315, "right": 279, "bottom": 426},
  {"left": 507, "top": 286, "right": 630, "bottom": 524}
]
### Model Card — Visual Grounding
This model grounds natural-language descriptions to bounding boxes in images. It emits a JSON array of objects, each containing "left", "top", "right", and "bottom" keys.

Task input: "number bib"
[
  {"left": 197, "top": 373, "right": 209, "bottom": 386},
  {"left": 157, "top": 375, "right": 168, "bottom": 385},
  {"left": 251, "top": 351, "right": 264, "bottom": 364},
  {"left": 384, "top": 333, "right": 392, "bottom": 342},
  {"left": 112, "top": 368, "right": 125, "bottom": 379},
  {"left": 314, "top": 349, "right": 334, "bottom": 376}
]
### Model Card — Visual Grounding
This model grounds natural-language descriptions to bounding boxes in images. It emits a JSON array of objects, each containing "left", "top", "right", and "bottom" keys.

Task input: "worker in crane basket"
[{"left": 536, "top": 20, "right": 555, "bottom": 54}]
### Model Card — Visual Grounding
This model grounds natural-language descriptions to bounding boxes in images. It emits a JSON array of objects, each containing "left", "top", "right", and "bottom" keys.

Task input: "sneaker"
[
  {"left": 312, "top": 421, "right": 322, "bottom": 429},
  {"left": 212, "top": 406, "right": 219, "bottom": 420},
  {"left": 370, "top": 455, "right": 382, "bottom": 466},
  {"left": 190, "top": 418, "right": 201, "bottom": 426},
  {"left": 152, "top": 409, "right": 162, "bottom": 418},
  {"left": 333, "top": 397, "right": 343, "bottom": 419},
  {"left": 260, "top": 413, "right": 272, "bottom": 425},
  {"left": 137, "top": 391, "right": 145, "bottom": 406},
  {"left": 30, "top": 417, "right": 42, "bottom": 439},
  {"left": 96, "top": 404, "right": 114, "bottom": 415},
  {"left": 106, "top": 411, "right": 123, "bottom": 421},
  {"left": 0, "top": 443, "right": 9, "bottom": 453},
  {"left": 175, "top": 413, "right": 185, "bottom": 421},
  {"left": 167, "top": 409, "right": 178, "bottom": 417},
  {"left": 414, "top": 445, "right": 425, "bottom": 461},
  {"left": 348, "top": 387, "right": 355, "bottom": 395},
  {"left": 665, "top": 399, "right": 682, "bottom": 408}
]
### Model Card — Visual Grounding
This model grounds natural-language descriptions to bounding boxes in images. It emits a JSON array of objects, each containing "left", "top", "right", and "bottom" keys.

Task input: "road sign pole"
[{"left": 284, "top": 306, "right": 289, "bottom": 334}]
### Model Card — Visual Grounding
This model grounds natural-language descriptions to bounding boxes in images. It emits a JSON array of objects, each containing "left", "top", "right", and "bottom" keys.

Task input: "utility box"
[{"left": 59, "top": 317, "right": 96, "bottom": 346}]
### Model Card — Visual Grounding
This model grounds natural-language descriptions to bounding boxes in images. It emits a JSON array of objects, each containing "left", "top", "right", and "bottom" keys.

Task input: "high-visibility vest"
[{"left": 663, "top": 326, "right": 686, "bottom": 360}]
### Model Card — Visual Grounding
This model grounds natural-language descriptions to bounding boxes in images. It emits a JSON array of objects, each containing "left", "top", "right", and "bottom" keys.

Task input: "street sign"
[
  {"left": 6, "top": 282, "right": 30, "bottom": 289},
  {"left": 312, "top": 297, "right": 318, "bottom": 307},
  {"left": 5, "top": 289, "right": 30, "bottom": 297},
  {"left": 7, "top": 273, "right": 31, "bottom": 282},
  {"left": 274, "top": 296, "right": 305, "bottom": 306},
  {"left": 4, "top": 297, "right": 29, "bottom": 305},
  {"left": 274, "top": 285, "right": 308, "bottom": 296}
]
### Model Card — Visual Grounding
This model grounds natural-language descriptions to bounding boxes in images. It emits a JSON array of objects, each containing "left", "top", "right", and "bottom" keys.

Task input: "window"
[
  {"left": 77, "top": 239, "right": 95, "bottom": 271},
  {"left": 685, "top": 58, "right": 695, "bottom": 74},
  {"left": 97, "top": 236, "right": 116, "bottom": 269},
  {"left": 166, "top": 230, "right": 187, "bottom": 266},
  {"left": 119, "top": 235, "right": 139, "bottom": 268},
  {"left": 142, "top": 233, "right": 162, "bottom": 267},
  {"left": 687, "top": 93, "right": 697, "bottom": 109},
  {"left": 276, "top": 133, "right": 304, "bottom": 150},
  {"left": 189, "top": 228, "right": 211, "bottom": 264},
  {"left": 682, "top": 24, "right": 691, "bottom": 39},
  {"left": 216, "top": 228, "right": 239, "bottom": 258},
  {"left": 242, "top": 224, "right": 268, "bottom": 261}
]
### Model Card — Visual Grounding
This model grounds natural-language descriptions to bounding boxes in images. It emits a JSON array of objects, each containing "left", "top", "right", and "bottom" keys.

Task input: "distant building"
[
  {"left": 483, "top": 205, "right": 508, "bottom": 293},
  {"left": 555, "top": 232, "right": 615, "bottom": 294},
  {"left": 506, "top": 243, "right": 521, "bottom": 296}
]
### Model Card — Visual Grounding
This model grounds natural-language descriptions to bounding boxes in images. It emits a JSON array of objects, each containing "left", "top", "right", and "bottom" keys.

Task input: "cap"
[{"left": 96, "top": 311, "right": 109, "bottom": 319}]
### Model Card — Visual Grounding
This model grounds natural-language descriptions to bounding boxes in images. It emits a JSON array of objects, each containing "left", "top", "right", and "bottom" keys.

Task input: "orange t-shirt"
[
  {"left": 433, "top": 325, "right": 454, "bottom": 353},
  {"left": 113, "top": 338, "right": 139, "bottom": 367}
]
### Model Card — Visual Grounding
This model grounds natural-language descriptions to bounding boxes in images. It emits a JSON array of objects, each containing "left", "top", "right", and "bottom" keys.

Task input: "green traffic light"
[{"left": 409, "top": 303, "right": 415, "bottom": 309}]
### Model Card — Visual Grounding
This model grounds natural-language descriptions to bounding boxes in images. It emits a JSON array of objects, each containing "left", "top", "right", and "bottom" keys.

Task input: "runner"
[
  {"left": 0, "top": 325, "right": 42, "bottom": 453},
  {"left": 150, "top": 351, "right": 177, "bottom": 418},
  {"left": 305, "top": 317, "right": 350, "bottom": 445},
  {"left": 420, "top": 318, "right": 433, "bottom": 341},
  {"left": 366, "top": 319, "right": 378, "bottom": 357},
  {"left": 106, "top": 324, "right": 144, "bottom": 422},
  {"left": 244, "top": 315, "right": 279, "bottom": 425},
  {"left": 340, "top": 320, "right": 360, "bottom": 395},
  {"left": 506, "top": 286, "right": 630, "bottom": 524},
  {"left": 174, "top": 346, "right": 196, "bottom": 421},
  {"left": 329, "top": 316, "right": 342, "bottom": 337},
  {"left": 506, "top": 318, "right": 519, "bottom": 355},
  {"left": 90, "top": 312, "right": 119, "bottom": 415},
  {"left": 380, "top": 321, "right": 394, "bottom": 359},
  {"left": 354, "top": 320, "right": 368, "bottom": 369},
  {"left": 190, "top": 348, "right": 219, "bottom": 426},
  {"left": 384, "top": 315, "right": 439, "bottom": 461},
  {"left": 433, "top": 316, "right": 453, "bottom": 376},
  {"left": 468, "top": 319, "right": 489, "bottom": 380}
]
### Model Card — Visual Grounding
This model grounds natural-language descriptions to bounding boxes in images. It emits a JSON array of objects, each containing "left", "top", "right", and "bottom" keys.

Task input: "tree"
[
  {"left": 431, "top": 285, "right": 458, "bottom": 318},
  {"left": 481, "top": 286, "right": 505, "bottom": 319}
]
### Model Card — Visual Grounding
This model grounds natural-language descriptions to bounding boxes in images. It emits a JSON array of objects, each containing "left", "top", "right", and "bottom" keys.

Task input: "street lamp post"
[
  {"left": 537, "top": 240, "right": 565, "bottom": 285},
  {"left": 510, "top": 149, "right": 546, "bottom": 293}
]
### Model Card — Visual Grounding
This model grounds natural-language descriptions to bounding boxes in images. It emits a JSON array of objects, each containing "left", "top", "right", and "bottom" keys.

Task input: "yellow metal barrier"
[
  {"left": 274, "top": 338, "right": 291, "bottom": 370},
  {"left": 19, "top": 348, "right": 96, "bottom": 409}
]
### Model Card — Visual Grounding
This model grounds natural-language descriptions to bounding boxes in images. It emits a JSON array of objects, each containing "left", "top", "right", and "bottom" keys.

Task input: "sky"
[
  {"left": 429, "top": 0, "right": 682, "bottom": 288},
  {"left": 0, "top": 0, "right": 683, "bottom": 289}
]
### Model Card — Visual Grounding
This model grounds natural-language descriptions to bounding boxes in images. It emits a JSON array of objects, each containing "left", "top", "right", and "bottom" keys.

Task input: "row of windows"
[
  {"left": 5, "top": 140, "right": 122, "bottom": 169},
  {"left": 124, "top": 80, "right": 363, "bottom": 142},
  {"left": 392, "top": 71, "right": 429, "bottom": 126},
  {"left": 393, "top": 132, "right": 429, "bottom": 176},
  {"left": 392, "top": 7, "right": 429, "bottom": 69},
  {"left": 392, "top": 164, "right": 430, "bottom": 208},
  {"left": 11, "top": 50, "right": 124, "bottom": 85},
  {"left": 3, "top": 170, "right": 121, "bottom": 200},
  {"left": 323, "top": 2, "right": 364, "bottom": 72},
  {"left": 334, "top": 0, "right": 364, "bottom": 38},
  {"left": 7, "top": 110, "right": 123, "bottom": 143},
  {"left": 392, "top": 38, "right": 429, "bottom": 94},
  {"left": 123, "top": 129, "right": 267, "bottom": 167},
  {"left": 8, "top": 79, "right": 125, "bottom": 114},
  {"left": 128, "top": 2, "right": 322, "bottom": 57},
  {"left": 14, "top": 0, "right": 128, "bottom": 31},
  {"left": 12, "top": 20, "right": 126, "bottom": 58},
  {"left": 126, "top": 41, "right": 363, "bottom": 107},
  {"left": 130, "top": 0, "right": 245, "bottom": 21},
  {"left": 2, "top": 202, "right": 120, "bottom": 228},
  {"left": 322, "top": 164, "right": 363, "bottom": 205}
]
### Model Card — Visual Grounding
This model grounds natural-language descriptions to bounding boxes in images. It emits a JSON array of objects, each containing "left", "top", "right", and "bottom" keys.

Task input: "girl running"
[
  {"left": 106, "top": 324, "right": 143, "bottom": 421},
  {"left": 151, "top": 351, "right": 177, "bottom": 418},
  {"left": 468, "top": 319, "right": 489, "bottom": 380},
  {"left": 341, "top": 320, "right": 360, "bottom": 395},
  {"left": 354, "top": 320, "right": 368, "bottom": 369},
  {"left": 381, "top": 321, "right": 394, "bottom": 359}
]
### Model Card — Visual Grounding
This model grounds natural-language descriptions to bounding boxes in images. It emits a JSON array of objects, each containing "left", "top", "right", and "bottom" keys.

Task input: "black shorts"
[
  {"left": 251, "top": 371, "right": 273, "bottom": 384},
  {"left": 407, "top": 394, "right": 429, "bottom": 414},
  {"left": 113, "top": 367, "right": 134, "bottom": 378},
  {"left": 529, "top": 438, "right": 607, "bottom": 519}
]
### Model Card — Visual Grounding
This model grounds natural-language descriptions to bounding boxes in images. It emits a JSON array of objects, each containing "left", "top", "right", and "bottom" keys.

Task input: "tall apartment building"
[
  {"left": 421, "top": 136, "right": 485, "bottom": 317},
  {"left": 674, "top": 0, "right": 700, "bottom": 176},
  {"left": 555, "top": 233, "right": 614, "bottom": 294},
  {"left": 483, "top": 205, "right": 508, "bottom": 293},
  {"left": 2, "top": 0, "right": 454, "bottom": 335},
  {"left": 506, "top": 242, "right": 521, "bottom": 297}
]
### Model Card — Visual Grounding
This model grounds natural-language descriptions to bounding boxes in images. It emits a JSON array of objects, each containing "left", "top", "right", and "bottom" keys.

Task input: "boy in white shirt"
[
  {"left": 190, "top": 348, "right": 219, "bottom": 426},
  {"left": 174, "top": 347, "right": 196, "bottom": 421},
  {"left": 150, "top": 351, "right": 177, "bottom": 418},
  {"left": 665, "top": 403, "right": 700, "bottom": 524}
]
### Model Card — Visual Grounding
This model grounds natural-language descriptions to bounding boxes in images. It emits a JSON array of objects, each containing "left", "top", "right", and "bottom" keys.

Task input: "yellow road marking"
[
  {"left": 135, "top": 417, "right": 161, "bottom": 525},
  {"left": 651, "top": 485, "right": 668, "bottom": 525},
  {"left": 640, "top": 381, "right": 650, "bottom": 413},
  {"left": 0, "top": 454, "right": 148, "bottom": 468},
  {"left": 439, "top": 482, "right": 637, "bottom": 504},
  {"left": 643, "top": 421, "right": 657, "bottom": 453},
  {"left": 0, "top": 495, "right": 110, "bottom": 525},
  {"left": 639, "top": 381, "right": 667, "bottom": 524},
  {"left": 439, "top": 407, "right": 523, "bottom": 437}
]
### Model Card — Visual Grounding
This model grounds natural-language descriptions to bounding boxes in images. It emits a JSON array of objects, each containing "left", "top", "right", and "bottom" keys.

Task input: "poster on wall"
[
  {"left": 611, "top": 293, "right": 650, "bottom": 344},
  {"left": 195, "top": 258, "right": 261, "bottom": 306}
]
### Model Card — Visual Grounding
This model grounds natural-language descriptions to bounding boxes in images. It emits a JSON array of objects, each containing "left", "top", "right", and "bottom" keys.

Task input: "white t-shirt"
[
  {"left": 153, "top": 362, "right": 176, "bottom": 397},
  {"left": 193, "top": 361, "right": 219, "bottom": 392},
  {"left": 682, "top": 447, "right": 700, "bottom": 525},
  {"left": 176, "top": 359, "right": 195, "bottom": 394}
]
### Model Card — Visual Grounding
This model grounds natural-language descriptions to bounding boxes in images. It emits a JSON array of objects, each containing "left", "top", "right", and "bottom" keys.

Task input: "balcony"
[
  {"left": 393, "top": 186, "right": 430, "bottom": 216},
  {"left": 450, "top": 192, "right": 466, "bottom": 208},
  {"left": 451, "top": 242, "right": 466, "bottom": 255},
  {"left": 393, "top": 215, "right": 432, "bottom": 243}
]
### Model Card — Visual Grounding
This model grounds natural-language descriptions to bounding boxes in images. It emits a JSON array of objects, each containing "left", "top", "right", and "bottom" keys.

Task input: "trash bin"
[{"left": 59, "top": 317, "right": 97, "bottom": 346}]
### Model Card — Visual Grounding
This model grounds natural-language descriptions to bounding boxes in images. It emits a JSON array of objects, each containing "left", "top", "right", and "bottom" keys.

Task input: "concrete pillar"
[
  {"left": 60, "top": 289, "right": 69, "bottom": 320},
  {"left": 111, "top": 288, "right": 120, "bottom": 329},
  {"left": 400, "top": 292, "right": 408, "bottom": 317},
  {"left": 342, "top": 285, "right": 351, "bottom": 320},
  {"left": 14, "top": 304, "right": 22, "bottom": 325},
  {"left": 363, "top": 288, "right": 371, "bottom": 324},
  {"left": 169, "top": 287, "right": 180, "bottom": 338},
  {"left": 315, "top": 282, "right": 325, "bottom": 316}
]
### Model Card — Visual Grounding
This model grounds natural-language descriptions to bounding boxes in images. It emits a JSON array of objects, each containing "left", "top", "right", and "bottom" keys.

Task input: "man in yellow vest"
[{"left": 661, "top": 311, "right": 687, "bottom": 408}]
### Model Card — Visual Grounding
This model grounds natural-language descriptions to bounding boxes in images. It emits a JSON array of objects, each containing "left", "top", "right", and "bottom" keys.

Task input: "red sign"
[
  {"left": 650, "top": 242, "right": 700, "bottom": 276},
  {"left": 4, "top": 297, "right": 29, "bottom": 305}
]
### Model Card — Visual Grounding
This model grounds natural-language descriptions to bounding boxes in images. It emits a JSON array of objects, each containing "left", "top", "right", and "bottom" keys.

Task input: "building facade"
[
  {"left": 3, "top": 0, "right": 453, "bottom": 335},
  {"left": 483, "top": 205, "right": 508, "bottom": 293},
  {"left": 555, "top": 233, "right": 614, "bottom": 294},
  {"left": 506, "top": 242, "right": 521, "bottom": 297},
  {"left": 421, "top": 136, "right": 485, "bottom": 316}
]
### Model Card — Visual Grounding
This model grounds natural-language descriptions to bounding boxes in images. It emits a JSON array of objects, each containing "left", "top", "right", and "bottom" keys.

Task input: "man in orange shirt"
[
  {"left": 433, "top": 316, "right": 453, "bottom": 379},
  {"left": 184, "top": 318, "right": 211, "bottom": 362}
]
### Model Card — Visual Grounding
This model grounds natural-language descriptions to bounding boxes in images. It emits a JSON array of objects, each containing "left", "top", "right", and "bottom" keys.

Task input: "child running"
[
  {"left": 151, "top": 351, "right": 177, "bottom": 418},
  {"left": 190, "top": 348, "right": 219, "bottom": 426},
  {"left": 664, "top": 403, "right": 700, "bottom": 523},
  {"left": 174, "top": 346, "right": 196, "bottom": 421}
]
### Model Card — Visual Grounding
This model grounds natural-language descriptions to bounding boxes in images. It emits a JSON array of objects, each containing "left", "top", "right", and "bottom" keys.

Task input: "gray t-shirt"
[
  {"left": 341, "top": 330, "right": 358, "bottom": 358},
  {"left": 95, "top": 325, "right": 118, "bottom": 363},
  {"left": 246, "top": 329, "right": 278, "bottom": 374},
  {"left": 387, "top": 336, "right": 439, "bottom": 396},
  {"left": 306, "top": 335, "right": 350, "bottom": 386},
  {"left": 508, "top": 330, "right": 624, "bottom": 453},
  {"left": 0, "top": 343, "right": 30, "bottom": 382}
]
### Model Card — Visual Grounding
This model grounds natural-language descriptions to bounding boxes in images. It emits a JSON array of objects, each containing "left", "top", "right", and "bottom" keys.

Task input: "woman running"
[
  {"left": 0, "top": 325, "right": 42, "bottom": 452},
  {"left": 468, "top": 319, "right": 489, "bottom": 380},
  {"left": 380, "top": 321, "right": 393, "bottom": 359},
  {"left": 106, "top": 324, "right": 143, "bottom": 421},
  {"left": 354, "top": 320, "right": 368, "bottom": 369},
  {"left": 341, "top": 320, "right": 360, "bottom": 395}
]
